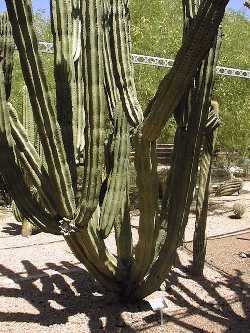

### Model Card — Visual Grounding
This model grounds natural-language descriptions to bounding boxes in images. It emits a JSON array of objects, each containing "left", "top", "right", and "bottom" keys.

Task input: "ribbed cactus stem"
[
  {"left": 192, "top": 104, "right": 220, "bottom": 276},
  {"left": 0, "top": 0, "right": 230, "bottom": 300},
  {"left": 0, "top": 12, "right": 14, "bottom": 100},
  {"left": 103, "top": 0, "right": 143, "bottom": 126},
  {"left": 99, "top": 103, "right": 130, "bottom": 238},
  {"left": 129, "top": 133, "right": 158, "bottom": 284},
  {"left": 215, "top": 178, "right": 243, "bottom": 196},
  {"left": 73, "top": 0, "right": 105, "bottom": 227}
]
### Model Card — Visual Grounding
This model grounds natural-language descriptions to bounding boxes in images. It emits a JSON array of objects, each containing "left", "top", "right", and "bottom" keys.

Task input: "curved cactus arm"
[
  {"left": 129, "top": 134, "right": 158, "bottom": 284},
  {"left": 66, "top": 209, "right": 122, "bottom": 290},
  {"left": 103, "top": 0, "right": 143, "bottom": 127},
  {"left": 3, "top": 167, "right": 60, "bottom": 234},
  {"left": 66, "top": 234, "right": 120, "bottom": 291},
  {"left": 74, "top": 0, "right": 105, "bottom": 226},
  {"left": 8, "top": 103, "right": 58, "bottom": 215},
  {"left": 98, "top": 103, "right": 130, "bottom": 238},
  {"left": 5, "top": 0, "right": 75, "bottom": 218},
  {"left": 0, "top": 154, "right": 59, "bottom": 234},
  {"left": 0, "top": 13, "right": 14, "bottom": 100},
  {"left": 142, "top": 0, "right": 229, "bottom": 141}
]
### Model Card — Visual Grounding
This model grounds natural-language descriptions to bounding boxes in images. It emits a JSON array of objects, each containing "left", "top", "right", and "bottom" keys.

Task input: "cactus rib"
[{"left": 193, "top": 106, "right": 220, "bottom": 275}]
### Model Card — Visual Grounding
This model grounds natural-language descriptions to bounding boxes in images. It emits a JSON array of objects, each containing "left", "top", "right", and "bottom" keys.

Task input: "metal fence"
[{"left": 36, "top": 41, "right": 250, "bottom": 80}]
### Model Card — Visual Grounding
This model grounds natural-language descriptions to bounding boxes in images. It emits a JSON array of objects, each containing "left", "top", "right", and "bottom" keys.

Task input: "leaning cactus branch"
[{"left": 142, "top": 0, "right": 229, "bottom": 141}]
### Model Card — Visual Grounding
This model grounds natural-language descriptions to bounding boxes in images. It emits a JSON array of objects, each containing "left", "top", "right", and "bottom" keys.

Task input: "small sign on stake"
[{"left": 147, "top": 297, "right": 168, "bottom": 326}]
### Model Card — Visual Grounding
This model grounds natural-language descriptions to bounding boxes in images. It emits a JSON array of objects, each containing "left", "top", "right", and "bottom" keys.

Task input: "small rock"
[{"left": 239, "top": 252, "right": 247, "bottom": 258}]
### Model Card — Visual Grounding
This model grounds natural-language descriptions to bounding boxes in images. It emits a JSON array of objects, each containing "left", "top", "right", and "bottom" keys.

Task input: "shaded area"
[
  {"left": 0, "top": 221, "right": 22, "bottom": 236},
  {"left": 0, "top": 260, "right": 148, "bottom": 331},
  {"left": 0, "top": 255, "right": 249, "bottom": 332},
  {"left": 142, "top": 262, "right": 250, "bottom": 332}
]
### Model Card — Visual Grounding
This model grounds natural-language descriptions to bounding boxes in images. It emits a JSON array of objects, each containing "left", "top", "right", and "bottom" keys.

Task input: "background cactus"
[
  {"left": 215, "top": 178, "right": 243, "bottom": 196},
  {"left": 232, "top": 201, "right": 246, "bottom": 218},
  {"left": 0, "top": 0, "right": 229, "bottom": 300}
]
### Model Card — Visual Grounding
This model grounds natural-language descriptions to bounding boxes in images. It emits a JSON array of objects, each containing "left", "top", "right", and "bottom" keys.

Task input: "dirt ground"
[{"left": 0, "top": 181, "right": 249, "bottom": 333}]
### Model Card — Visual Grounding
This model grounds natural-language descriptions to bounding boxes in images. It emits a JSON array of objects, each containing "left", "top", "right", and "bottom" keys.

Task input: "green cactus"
[
  {"left": 215, "top": 178, "right": 243, "bottom": 196},
  {"left": 0, "top": 12, "right": 14, "bottom": 100},
  {"left": 192, "top": 101, "right": 221, "bottom": 276},
  {"left": 11, "top": 85, "right": 44, "bottom": 236},
  {"left": 0, "top": 0, "right": 229, "bottom": 301}
]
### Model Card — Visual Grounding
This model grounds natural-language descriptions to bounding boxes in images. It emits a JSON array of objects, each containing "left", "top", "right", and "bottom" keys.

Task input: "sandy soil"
[{"left": 0, "top": 182, "right": 249, "bottom": 333}]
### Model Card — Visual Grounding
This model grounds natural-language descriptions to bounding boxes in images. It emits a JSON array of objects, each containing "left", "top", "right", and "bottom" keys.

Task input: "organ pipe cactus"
[{"left": 0, "top": 0, "right": 229, "bottom": 300}]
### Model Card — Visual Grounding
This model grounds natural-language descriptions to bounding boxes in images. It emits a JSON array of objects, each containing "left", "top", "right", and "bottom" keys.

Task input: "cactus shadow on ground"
[
  {"left": 0, "top": 257, "right": 249, "bottom": 332},
  {"left": 0, "top": 260, "right": 148, "bottom": 331},
  {"left": 0, "top": 221, "right": 22, "bottom": 236},
  {"left": 143, "top": 264, "right": 250, "bottom": 332}
]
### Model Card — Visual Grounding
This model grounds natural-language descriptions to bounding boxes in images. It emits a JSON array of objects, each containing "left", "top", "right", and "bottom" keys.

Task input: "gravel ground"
[{"left": 0, "top": 182, "right": 249, "bottom": 332}]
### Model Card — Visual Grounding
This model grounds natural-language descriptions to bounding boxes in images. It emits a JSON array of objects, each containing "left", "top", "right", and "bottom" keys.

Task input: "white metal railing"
[{"left": 35, "top": 41, "right": 250, "bottom": 80}]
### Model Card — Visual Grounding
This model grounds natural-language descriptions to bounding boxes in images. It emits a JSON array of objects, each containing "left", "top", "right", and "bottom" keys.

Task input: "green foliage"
[
  {"left": 214, "top": 11, "right": 250, "bottom": 155},
  {"left": 130, "top": 0, "right": 182, "bottom": 142},
  {"left": 129, "top": 1, "right": 250, "bottom": 150}
]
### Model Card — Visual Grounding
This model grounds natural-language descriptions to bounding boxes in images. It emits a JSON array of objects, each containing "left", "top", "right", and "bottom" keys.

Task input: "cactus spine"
[{"left": 1, "top": 0, "right": 229, "bottom": 301}]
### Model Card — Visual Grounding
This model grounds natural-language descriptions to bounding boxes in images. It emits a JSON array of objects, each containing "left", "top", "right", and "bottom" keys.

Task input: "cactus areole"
[{"left": 0, "top": 0, "right": 229, "bottom": 300}]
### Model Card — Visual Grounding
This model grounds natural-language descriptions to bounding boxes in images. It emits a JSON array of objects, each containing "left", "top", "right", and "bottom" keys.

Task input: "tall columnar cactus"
[
  {"left": 192, "top": 101, "right": 220, "bottom": 276},
  {"left": 0, "top": 12, "right": 14, "bottom": 100},
  {"left": 0, "top": 0, "right": 229, "bottom": 301}
]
